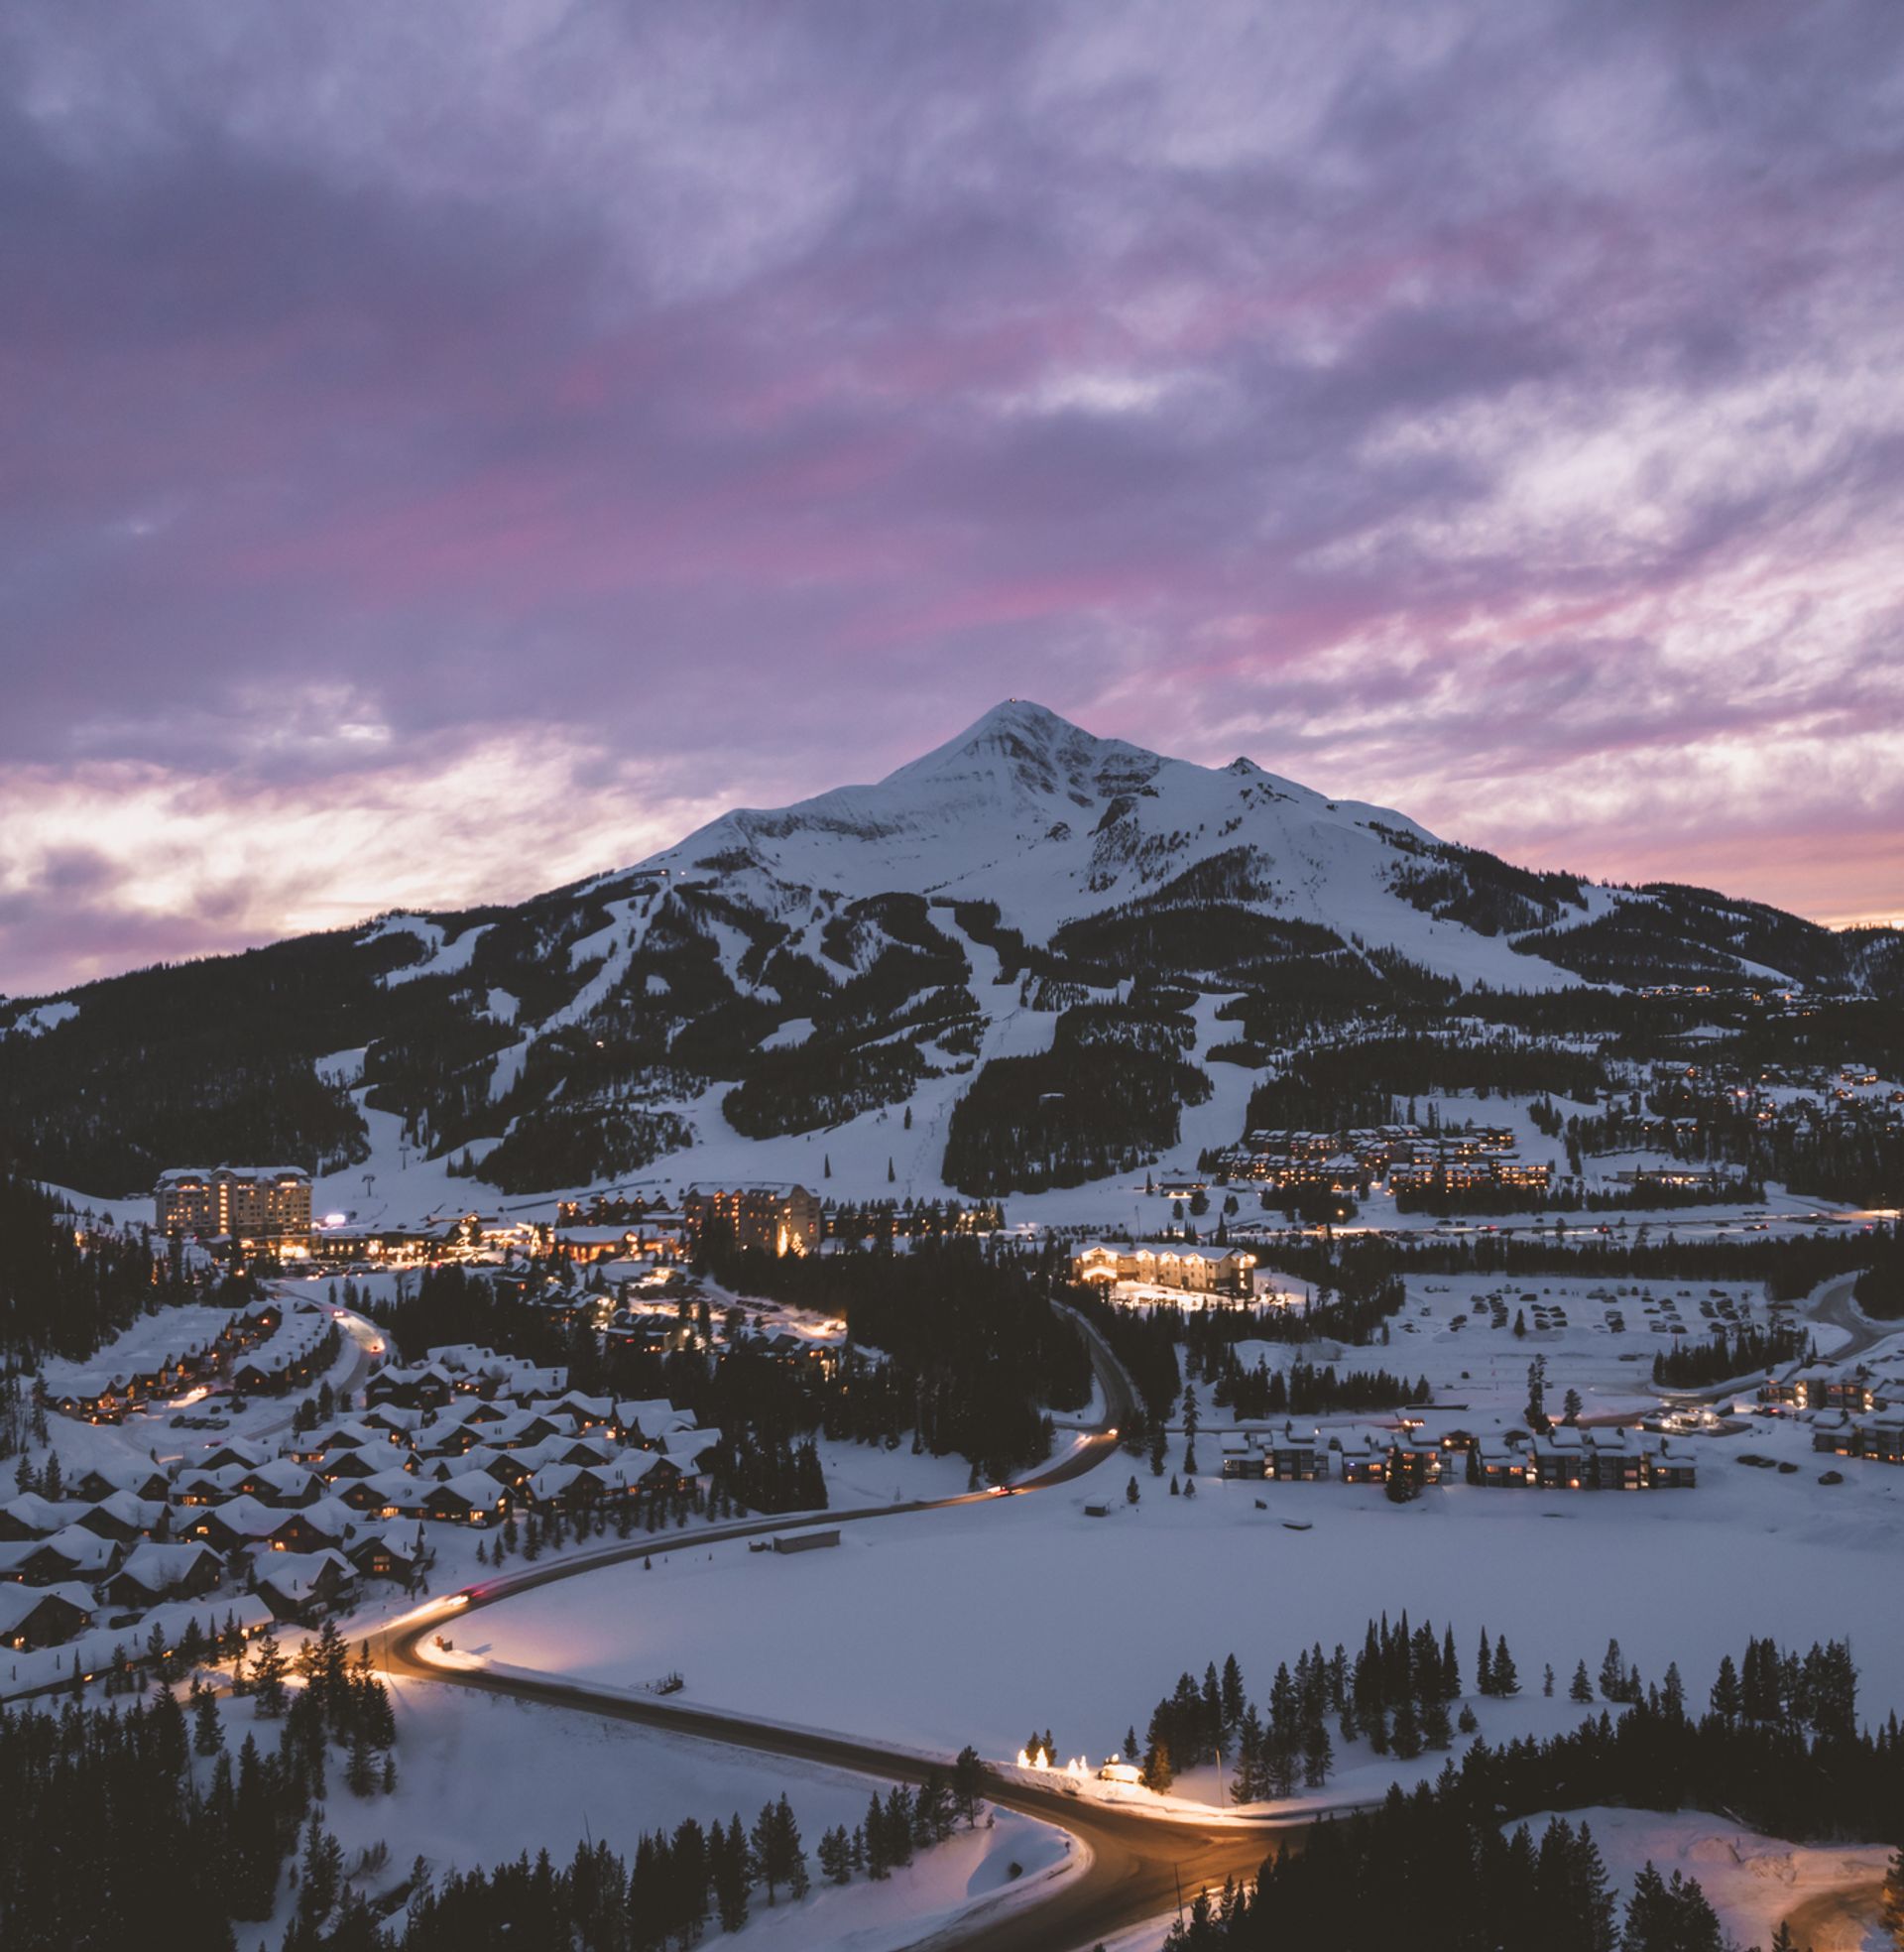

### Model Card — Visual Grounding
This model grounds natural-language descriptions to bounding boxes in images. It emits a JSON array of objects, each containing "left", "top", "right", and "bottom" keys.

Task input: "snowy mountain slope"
[
  {"left": 3, "top": 701, "right": 1895, "bottom": 1206},
  {"left": 630, "top": 700, "right": 1579, "bottom": 992}
]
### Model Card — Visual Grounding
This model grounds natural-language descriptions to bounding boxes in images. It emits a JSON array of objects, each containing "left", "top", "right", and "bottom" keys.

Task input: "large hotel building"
[
  {"left": 681, "top": 1184, "right": 821, "bottom": 1257},
  {"left": 156, "top": 1165, "right": 313, "bottom": 1245}
]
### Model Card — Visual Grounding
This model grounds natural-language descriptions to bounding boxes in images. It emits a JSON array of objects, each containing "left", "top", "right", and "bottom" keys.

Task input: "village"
[{"left": 3, "top": 1289, "right": 724, "bottom": 1688}]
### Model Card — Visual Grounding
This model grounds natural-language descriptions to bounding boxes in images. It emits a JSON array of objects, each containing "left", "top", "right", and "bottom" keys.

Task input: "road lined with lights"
[{"left": 377, "top": 1298, "right": 1328, "bottom": 1951}]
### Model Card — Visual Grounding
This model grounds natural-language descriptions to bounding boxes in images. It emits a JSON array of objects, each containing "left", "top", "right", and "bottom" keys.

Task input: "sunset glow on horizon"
[{"left": 4, "top": 3, "right": 1902, "bottom": 995}]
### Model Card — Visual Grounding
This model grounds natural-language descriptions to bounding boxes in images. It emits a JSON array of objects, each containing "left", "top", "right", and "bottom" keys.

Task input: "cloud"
[{"left": 1, "top": 1, "right": 1902, "bottom": 990}]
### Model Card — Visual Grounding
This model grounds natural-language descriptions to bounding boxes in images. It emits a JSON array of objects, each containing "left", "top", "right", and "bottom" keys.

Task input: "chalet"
[
  {"left": 174, "top": 1464, "right": 256, "bottom": 1506},
  {"left": 1338, "top": 1434, "right": 1391, "bottom": 1485},
  {"left": 248, "top": 1459, "right": 322, "bottom": 1508},
  {"left": 0, "top": 1539, "right": 35, "bottom": 1581},
  {"left": 336, "top": 1470, "right": 422, "bottom": 1519},
  {"left": 527, "top": 1462, "right": 587, "bottom": 1506},
  {"left": 358, "top": 1404, "right": 424, "bottom": 1441},
  {"left": 20, "top": 1525, "right": 123, "bottom": 1585},
  {"left": 73, "top": 1493, "right": 167, "bottom": 1543},
  {"left": 291, "top": 1418, "right": 385, "bottom": 1462},
  {"left": 1220, "top": 1435, "right": 1268, "bottom": 1480},
  {"left": 184, "top": 1498, "right": 281, "bottom": 1552},
  {"left": 575, "top": 1454, "right": 659, "bottom": 1499},
  {"left": 420, "top": 1474, "right": 510, "bottom": 1526},
  {"left": 100, "top": 1542, "right": 223, "bottom": 1611},
  {"left": 419, "top": 1447, "right": 525, "bottom": 1489},
  {"left": 347, "top": 1528, "right": 426, "bottom": 1583},
  {"left": 265, "top": 1506, "right": 349, "bottom": 1554},
  {"left": 252, "top": 1549, "right": 357, "bottom": 1624},
  {"left": 0, "top": 1494, "right": 88, "bottom": 1541},
  {"left": 312, "top": 1439, "right": 411, "bottom": 1484},
  {"left": 0, "top": 1582, "right": 96, "bottom": 1650},
  {"left": 482, "top": 1409, "right": 569, "bottom": 1451},
  {"left": 364, "top": 1362, "right": 457, "bottom": 1411},
  {"left": 616, "top": 1401, "right": 698, "bottom": 1447},
  {"left": 517, "top": 1433, "right": 621, "bottom": 1473},
  {"left": 660, "top": 1428, "right": 721, "bottom": 1478},
  {"left": 189, "top": 1437, "right": 274, "bottom": 1475},
  {"left": 73, "top": 1465, "right": 171, "bottom": 1504}
]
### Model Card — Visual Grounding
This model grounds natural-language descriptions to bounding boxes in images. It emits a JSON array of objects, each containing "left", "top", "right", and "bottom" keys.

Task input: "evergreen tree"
[
  {"left": 1601, "top": 1638, "right": 1629, "bottom": 1704},
  {"left": 1491, "top": 1636, "right": 1521, "bottom": 1696}
]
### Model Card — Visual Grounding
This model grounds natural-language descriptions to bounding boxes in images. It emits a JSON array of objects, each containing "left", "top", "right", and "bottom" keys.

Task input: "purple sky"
[{"left": 5, "top": 3, "right": 1902, "bottom": 998}]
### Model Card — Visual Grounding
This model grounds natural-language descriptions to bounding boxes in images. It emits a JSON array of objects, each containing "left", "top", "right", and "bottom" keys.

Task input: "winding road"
[{"left": 377, "top": 1298, "right": 1315, "bottom": 1951}]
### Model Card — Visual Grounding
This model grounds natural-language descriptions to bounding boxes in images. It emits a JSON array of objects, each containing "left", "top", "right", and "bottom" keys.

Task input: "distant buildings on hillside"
[{"left": 681, "top": 1184, "right": 821, "bottom": 1258}]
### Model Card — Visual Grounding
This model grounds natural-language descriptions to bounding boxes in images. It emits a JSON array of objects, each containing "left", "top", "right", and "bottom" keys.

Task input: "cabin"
[
  {"left": 73, "top": 1493, "right": 167, "bottom": 1544},
  {"left": 336, "top": 1470, "right": 422, "bottom": 1519},
  {"left": 1338, "top": 1435, "right": 1390, "bottom": 1485},
  {"left": 347, "top": 1529, "right": 425, "bottom": 1583},
  {"left": 364, "top": 1362, "right": 457, "bottom": 1410},
  {"left": 252, "top": 1548, "right": 357, "bottom": 1624},
  {"left": 73, "top": 1465, "right": 171, "bottom": 1504},
  {"left": 0, "top": 1581, "right": 96, "bottom": 1650},
  {"left": 0, "top": 1494, "right": 87, "bottom": 1541},
  {"left": 100, "top": 1542, "right": 224, "bottom": 1611},
  {"left": 20, "top": 1525, "right": 123, "bottom": 1585},
  {"left": 248, "top": 1459, "right": 322, "bottom": 1509},
  {"left": 1220, "top": 1436, "right": 1268, "bottom": 1480},
  {"left": 420, "top": 1474, "right": 510, "bottom": 1526},
  {"left": 266, "top": 1506, "right": 349, "bottom": 1554}
]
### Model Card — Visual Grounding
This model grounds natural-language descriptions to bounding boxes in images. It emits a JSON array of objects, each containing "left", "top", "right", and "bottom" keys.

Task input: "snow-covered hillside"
[
  {"left": 5, "top": 700, "right": 1896, "bottom": 1211},
  {"left": 632, "top": 700, "right": 1581, "bottom": 992}
]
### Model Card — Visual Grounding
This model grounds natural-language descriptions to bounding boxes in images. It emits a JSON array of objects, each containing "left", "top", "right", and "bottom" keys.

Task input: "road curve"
[{"left": 378, "top": 1297, "right": 1304, "bottom": 1951}]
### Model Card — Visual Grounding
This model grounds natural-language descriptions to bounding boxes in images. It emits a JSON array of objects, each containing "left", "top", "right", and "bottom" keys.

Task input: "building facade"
[
  {"left": 156, "top": 1165, "right": 312, "bottom": 1244},
  {"left": 681, "top": 1185, "right": 821, "bottom": 1257}
]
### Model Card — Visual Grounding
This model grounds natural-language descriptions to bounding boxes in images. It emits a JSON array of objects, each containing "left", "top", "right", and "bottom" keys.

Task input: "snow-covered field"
[
  {"left": 472, "top": 1404, "right": 1904, "bottom": 1788},
  {"left": 198, "top": 1680, "right": 1077, "bottom": 1951}
]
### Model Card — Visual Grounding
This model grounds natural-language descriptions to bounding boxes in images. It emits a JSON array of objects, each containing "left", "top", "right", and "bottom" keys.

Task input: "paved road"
[{"left": 379, "top": 1296, "right": 1309, "bottom": 1951}]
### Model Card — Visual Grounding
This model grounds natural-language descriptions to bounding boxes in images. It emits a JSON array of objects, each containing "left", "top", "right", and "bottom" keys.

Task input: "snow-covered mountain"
[
  {"left": 4, "top": 700, "right": 1897, "bottom": 1208},
  {"left": 631, "top": 699, "right": 1579, "bottom": 993}
]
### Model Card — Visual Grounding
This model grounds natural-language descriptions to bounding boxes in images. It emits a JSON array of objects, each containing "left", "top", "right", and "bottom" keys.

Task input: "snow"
[
  {"left": 642, "top": 700, "right": 1588, "bottom": 994},
  {"left": 475, "top": 1410, "right": 1904, "bottom": 1791},
  {"left": 7, "top": 999, "right": 78, "bottom": 1036},
  {"left": 1523, "top": 1808, "right": 1891, "bottom": 1952},
  {"left": 186, "top": 1677, "right": 1082, "bottom": 1950},
  {"left": 382, "top": 921, "right": 492, "bottom": 987}
]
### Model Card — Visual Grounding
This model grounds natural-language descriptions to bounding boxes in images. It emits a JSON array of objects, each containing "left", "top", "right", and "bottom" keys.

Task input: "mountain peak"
[{"left": 889, "top": 698, "right": 1141, "bottom": 793}]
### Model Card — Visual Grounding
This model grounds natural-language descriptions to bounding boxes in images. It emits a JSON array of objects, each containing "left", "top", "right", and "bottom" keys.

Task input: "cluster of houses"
[
  {"left": 2, "top": 1342, "right": 718, "bottom": 1675},
  {"left": 38, "top": 1295, "right": 333, "bottom": 1424},
  {"left": 1762, "top": 1359, "right": 1904, "bottom": 1470},
  {"left": 1212, "top": 1122, "right": 1553, "bottom": 1199},
  {"left": 1220, "top": 1419, "right": 1698, "bottom": 1491}
]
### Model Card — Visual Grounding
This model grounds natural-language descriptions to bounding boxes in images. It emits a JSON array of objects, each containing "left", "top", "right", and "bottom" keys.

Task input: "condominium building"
[
  {"left": 156, "top": 1165, "right": 313, "bottom": 1243},
  {"left": 681, "top": 1184, "right": 821, "bottom": 1257}
]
